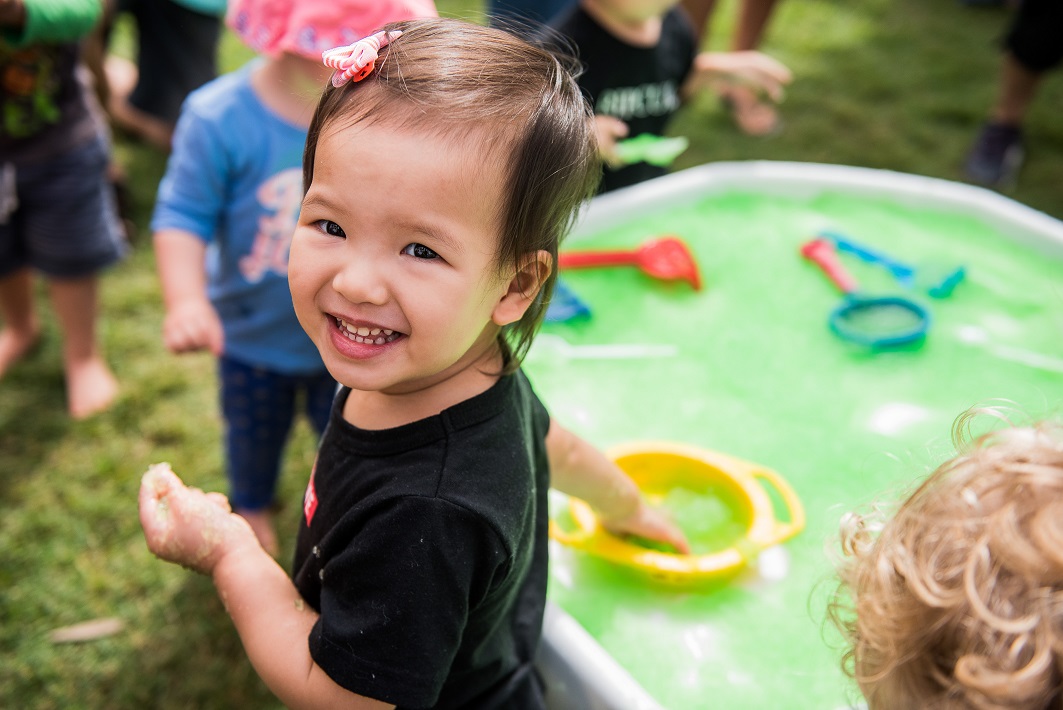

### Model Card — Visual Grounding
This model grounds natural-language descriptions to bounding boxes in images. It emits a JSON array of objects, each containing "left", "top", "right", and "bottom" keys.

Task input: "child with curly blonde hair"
[{"left": 830, "top": 411, "right": 1063, "bottom": 709}]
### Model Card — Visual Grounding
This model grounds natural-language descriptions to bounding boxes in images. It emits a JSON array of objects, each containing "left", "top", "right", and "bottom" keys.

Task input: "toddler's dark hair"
[{"left": 303, "top": 18, "right": 601, "bottom": 372}]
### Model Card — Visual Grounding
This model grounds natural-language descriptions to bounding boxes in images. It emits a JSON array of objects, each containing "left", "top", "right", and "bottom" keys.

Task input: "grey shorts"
[{"left": 0, "top": 137, "right": 127, "bottom": 279}]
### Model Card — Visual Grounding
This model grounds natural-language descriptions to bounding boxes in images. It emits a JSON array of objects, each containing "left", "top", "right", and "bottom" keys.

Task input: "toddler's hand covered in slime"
[
  {"left": 602, "top": 498, "right": 692, "bottom": 555},
  {"left": 139, "top": 463, "right": 258, "bottom": 574}
]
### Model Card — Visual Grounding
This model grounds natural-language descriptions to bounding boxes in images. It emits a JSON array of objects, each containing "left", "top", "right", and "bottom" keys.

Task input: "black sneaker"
[{"left": 963, "top": 121, "right": 1024, "bottom": 189}]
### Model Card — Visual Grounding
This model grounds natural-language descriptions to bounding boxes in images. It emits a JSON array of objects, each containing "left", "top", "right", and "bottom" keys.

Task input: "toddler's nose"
[{"left": 333, "top": 255, "right": 390, "bottom": 306}]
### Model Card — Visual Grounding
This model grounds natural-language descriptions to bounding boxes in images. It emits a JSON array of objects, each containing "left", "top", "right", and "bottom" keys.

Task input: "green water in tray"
[
  {"left": 634, "top": 487, "right": 750, "bottom": 555},
  {"left": 530, "top": 186, "right": 1063, "bottom": 710}
]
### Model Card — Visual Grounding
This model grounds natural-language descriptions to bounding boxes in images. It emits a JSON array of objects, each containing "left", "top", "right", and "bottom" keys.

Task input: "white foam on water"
[{"left": 866, "top": 402, "right": 930, "bottom": 436}]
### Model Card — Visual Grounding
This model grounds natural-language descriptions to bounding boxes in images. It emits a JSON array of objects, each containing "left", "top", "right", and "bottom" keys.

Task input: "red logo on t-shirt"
[{"left": 304, "top": 464, "right": 318, "bottom": 526}]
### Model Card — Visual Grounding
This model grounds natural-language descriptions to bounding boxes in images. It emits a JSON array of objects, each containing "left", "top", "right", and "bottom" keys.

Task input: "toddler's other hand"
[
  {"left": 162, "top": 299, "right": 224, "bottom": 356},
  {"left": 694, "top": 50, "right": 793, "bottom": 104},
  {"left": 593, "top": 115, "right": 630, "bottom": 169},
  {"left": 602, "top": 498, "right": 691, "bottom": 554},
  {"left": 139, "top": 463, "right": 257, "bottom": 575}
]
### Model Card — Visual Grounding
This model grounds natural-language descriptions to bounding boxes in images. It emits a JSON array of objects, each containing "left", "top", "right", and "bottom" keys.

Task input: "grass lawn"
[{"left": 1, "top": 1, "right": 1060, "bottom": 708}]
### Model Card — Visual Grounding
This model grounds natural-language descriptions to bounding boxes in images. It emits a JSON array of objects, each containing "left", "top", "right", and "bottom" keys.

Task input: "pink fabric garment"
[{"left": 226, "top": 0, "right": 437, "bottom": 60}]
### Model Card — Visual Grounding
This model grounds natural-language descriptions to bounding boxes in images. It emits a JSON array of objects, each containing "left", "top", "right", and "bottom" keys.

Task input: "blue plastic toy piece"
[
  {"left": 818, "top": 230, "right": 916, "bottom": 286},
  {"left": 926, "top": 265, "right": 966, "bottom": 299},
  {"left": 819, "top": 229, "right": 965, "bottom": 298},
  {"left": 545, "top": 280, "right": 591, "bottom": 322}
]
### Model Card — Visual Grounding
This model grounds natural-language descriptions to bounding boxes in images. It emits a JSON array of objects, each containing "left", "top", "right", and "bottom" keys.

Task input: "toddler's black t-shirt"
[{"left": 292, "top": 371, "right": 551, "bottom": 709}]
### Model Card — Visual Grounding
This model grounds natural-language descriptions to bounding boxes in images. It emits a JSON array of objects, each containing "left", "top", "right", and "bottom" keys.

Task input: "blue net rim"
[{"left": 828, "top": 295, "right": 931, "bottom": 348}]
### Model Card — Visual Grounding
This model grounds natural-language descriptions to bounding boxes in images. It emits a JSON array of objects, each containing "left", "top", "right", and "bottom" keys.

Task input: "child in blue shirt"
[
  {"left": 140, "top": 18, "right": 688, "bottom": 708},
  {"left": 152, "top": 0, "right": 436, "bottom": 554}
]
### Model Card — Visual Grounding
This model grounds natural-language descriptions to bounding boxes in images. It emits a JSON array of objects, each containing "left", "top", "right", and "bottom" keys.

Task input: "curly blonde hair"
[{"left": 829, "top": 411, "right": 1063, "bottom": 709}]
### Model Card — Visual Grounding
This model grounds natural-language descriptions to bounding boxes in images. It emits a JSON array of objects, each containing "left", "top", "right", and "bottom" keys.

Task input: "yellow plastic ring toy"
[{"left": 550, "top": 441, "right": 805, "bottom": 586}]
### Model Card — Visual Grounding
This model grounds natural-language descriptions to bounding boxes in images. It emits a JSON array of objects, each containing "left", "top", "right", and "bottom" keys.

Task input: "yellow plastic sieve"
[{"left": 550, "top": 441, "right": 805, "bottom": 586}]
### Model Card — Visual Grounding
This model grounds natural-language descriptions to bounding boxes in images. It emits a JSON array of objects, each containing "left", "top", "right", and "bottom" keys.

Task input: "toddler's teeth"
[{"left": 335, "top": 318, "right": 400, "bottom": 345}]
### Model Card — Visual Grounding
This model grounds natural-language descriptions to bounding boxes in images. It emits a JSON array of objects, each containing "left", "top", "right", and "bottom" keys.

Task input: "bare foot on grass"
[
  {"left": 66, "top": 356, "right": 119, "bottom": 419},
  {"left": 236, "top": 509, "right": 279, "bottom": 557},
  {"left": 0, "top": 324, "right": 41, "bottom": 379},
  {"left": 721, "top": 85, "right": 781, "bottom": 137}
]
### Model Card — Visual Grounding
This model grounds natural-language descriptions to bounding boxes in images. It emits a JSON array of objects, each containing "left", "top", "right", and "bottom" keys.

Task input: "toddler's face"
[{"left": 289, "top": 119, "right": 516, "bottom": 396}]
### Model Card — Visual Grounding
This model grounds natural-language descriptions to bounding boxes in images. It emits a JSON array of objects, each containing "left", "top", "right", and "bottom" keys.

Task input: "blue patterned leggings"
[{"left": 220, "top": 356, "right": 336, "bottom": 511}]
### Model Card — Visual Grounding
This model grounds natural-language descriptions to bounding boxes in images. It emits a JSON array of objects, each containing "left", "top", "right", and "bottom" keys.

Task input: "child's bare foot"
[
  {"left": 236, "top": 509, "right": 279, "bottom": 557},
  {"left": 0, "top": 324, "right": 41, "bottom": 379},
  {"left": 720, "top": 85, "right": 781, "bottom": 137},
  {"left": 66, "top": 356, "right": 119, "bottom": 419}
]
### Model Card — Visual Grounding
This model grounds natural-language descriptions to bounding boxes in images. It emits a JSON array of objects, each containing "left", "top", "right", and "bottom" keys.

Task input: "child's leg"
[
  {"left": 220, "top": 357, "right": 299, "bottom": 556},
  {"left": 990, "top": 53, "right": 1044, "bottom": 126},
  {"left": 732, "top": 0, "right": 780, "bottom": 52},
  {"left": 110, "top": 0, "right": 221, "bottom": 151},
  {"left": 48, "top": 274, "right": 119, "bottom": 418},
  {"left": 0, "top": 267, "right": 41, "bottom": 378},
  {"left": 679, "top": 0, "right": 719, "bottom": 47},
  {"left": 304, "top": 370, "right": 339, "bottom": 437},
  {"left": 18, "top": 137, "right": 126, "bottom": 417},
  {"left": 717, "top": 0, "right": 784, "bottom": 136}
]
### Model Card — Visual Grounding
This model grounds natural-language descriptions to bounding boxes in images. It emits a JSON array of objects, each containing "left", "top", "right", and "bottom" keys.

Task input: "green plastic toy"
[{"left": 614, "top": 134, "right": 690, "bottom": 167}]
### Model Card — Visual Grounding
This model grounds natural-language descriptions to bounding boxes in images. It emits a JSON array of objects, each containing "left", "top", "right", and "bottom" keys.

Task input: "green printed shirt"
[{"left": 1, "top": 0, "right": 103, "bottom": 161}]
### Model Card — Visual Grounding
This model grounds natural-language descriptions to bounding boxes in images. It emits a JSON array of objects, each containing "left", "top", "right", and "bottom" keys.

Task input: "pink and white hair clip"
[{"left": 321, "top": 30, "right": 402, "bottom": 88}]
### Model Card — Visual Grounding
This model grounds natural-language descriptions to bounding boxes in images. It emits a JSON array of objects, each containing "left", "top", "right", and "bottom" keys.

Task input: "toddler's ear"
[{"left": 492, "top": 250, "right": 552, "bottom": 326}]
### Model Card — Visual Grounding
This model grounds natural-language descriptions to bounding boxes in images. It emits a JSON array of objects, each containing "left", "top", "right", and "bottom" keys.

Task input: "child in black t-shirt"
[
  {"left": 549, "top": 0, "right": 792, "bottom": 192},
  {"left": 139, "top": 18, "right": 688, "bottom": 709}
]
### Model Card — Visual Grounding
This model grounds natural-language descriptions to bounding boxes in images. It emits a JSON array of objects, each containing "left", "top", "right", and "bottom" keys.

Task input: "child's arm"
[
  {"left": 681, "top": 50, "right": 793, "bottom": 103},
  {"left": 138, "top": 466, "right": 394, "bottom": 710},
  {"left": 154, "top": 229, "right": 224, "bottom": 356},
  {"left": 0, "top": 0, "right": 25, "bottom": 29},
  {"left": 1, "top": 0, "right": 101, "bottom": 45},
  {"left": 546, "top": 419, "right": 691, "bottom": 553}
]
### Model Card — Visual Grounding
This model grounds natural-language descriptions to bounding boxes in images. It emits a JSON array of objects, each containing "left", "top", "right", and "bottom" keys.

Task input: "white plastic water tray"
[{"left": 533, "top": 160, "right": 1063, "bottom": 710}]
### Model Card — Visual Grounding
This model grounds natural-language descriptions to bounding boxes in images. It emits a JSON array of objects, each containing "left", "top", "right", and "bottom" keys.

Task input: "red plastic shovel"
[{"left": 558, "top": 236, "right": 702, "bottom": 290}]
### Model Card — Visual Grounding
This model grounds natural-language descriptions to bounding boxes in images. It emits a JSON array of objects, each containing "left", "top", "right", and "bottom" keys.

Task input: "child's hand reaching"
[
  {"left": 688, "top": 50, "right": 793, "bottom": 105},
  {"left": 547, "top": 420, "right": 692, "bottom": 554},
  {"left": 599, "top": 497, "right": 691, "bottom": 555},
  {"left": 139, "top": 463, "right": 258, "bottom": 575}
]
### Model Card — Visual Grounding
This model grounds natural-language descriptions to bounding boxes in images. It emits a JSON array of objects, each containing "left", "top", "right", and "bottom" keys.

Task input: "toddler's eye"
[
  {"left": 315, "top": 220, "right": 346, "bottom": 238},
  {"left": 402, "top": 243, "right": 438, "bottom": 260}
]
